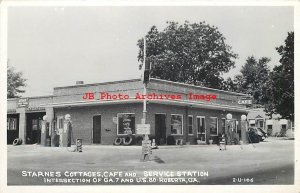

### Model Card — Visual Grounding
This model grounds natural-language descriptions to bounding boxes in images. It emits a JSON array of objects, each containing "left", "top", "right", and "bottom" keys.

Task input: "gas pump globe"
[
  {"left": 65, "top": 114, "right": 71, "bottom": 121},
  {"left": 241, "top": 115, "right": 247, "bottom": 121},
  {"left": 226, "top": 113, "right": 232, "bottom": 120}
]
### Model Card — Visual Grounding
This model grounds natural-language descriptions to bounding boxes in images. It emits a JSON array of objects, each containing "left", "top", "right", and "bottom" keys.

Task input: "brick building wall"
[{"left": 54, "top": 103, "right": 143, "bottom": 145}]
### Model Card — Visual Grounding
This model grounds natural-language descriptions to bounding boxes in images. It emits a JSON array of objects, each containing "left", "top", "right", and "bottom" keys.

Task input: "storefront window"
[
  {"left": 188, "top": 115, "right": 193, "bottom": 135},
  {"left": 171, "top": 114, "right": 183, "bottom": 135},
  {"left": 118, "top": 113, "right": 135, "bottom": 135},
  {"left": 209, "top": 117, "right": 218, "bottom": 136},
  {"left": 7, "top": 118, "right": 17, "bottom": 130}
]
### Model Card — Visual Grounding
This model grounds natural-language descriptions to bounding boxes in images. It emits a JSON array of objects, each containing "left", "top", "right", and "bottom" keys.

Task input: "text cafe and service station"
[{"left": 7, "top": 78, "right": 251, "bottom": 146}]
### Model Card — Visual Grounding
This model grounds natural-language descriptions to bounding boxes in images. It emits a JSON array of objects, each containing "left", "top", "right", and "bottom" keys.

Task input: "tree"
[
  {"left": 137, "top": 21, "right": 238, "bottom": 89},
  {"left": 232, "top": 56, "right": 270, "bottom": 104},
  {"left": 7, "top": 65, "right": 27, "bottom": 98},
  {"left": 263, "top": 32, "right": 294, "bottom": 121}
]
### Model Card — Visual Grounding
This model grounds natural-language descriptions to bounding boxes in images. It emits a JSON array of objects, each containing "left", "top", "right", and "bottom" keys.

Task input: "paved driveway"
[{"left": 7, "top": 137, "right": 294, "bottom": 185}]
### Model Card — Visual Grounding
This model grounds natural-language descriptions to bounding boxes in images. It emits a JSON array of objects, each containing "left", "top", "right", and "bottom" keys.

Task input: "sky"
[{"left": 7, "top": 6, "right": 294, "bottom": 97}]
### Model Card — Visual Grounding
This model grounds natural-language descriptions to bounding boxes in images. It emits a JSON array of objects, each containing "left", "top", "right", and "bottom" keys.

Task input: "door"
[
  {"left": 26, "top": 112, "right": 45, "bottom": 144},
  {"left": 93, "top": 115, "right": 101, "bottom": 144},
  {"left": 155, "top": 114, "right": 166, "bottom": 145},
  {"left": 7, "top": 115, "right": 19, "bottom": 144},
  {"left": 197, "top": 116, "right": 206, "bottom": 142}
]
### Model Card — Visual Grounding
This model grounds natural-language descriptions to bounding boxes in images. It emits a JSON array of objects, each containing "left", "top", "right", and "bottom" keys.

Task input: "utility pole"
[
  {"left": 142, "top": 37, "right": 147, "bottom": 130},
  {"left": 140, "top": 37, "right": 152, "bottom": 161}
]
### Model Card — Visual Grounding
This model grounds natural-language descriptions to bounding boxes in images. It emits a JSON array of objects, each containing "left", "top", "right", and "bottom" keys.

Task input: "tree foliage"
[
  {"left": 231, "top": 56, "right": 270, "bottom": 104},
  {"left": 137, "top": 21, "right": 238, "bottom": 89},
  {"left": 263, "top": 32, "right": 294, "bottom": 120},
  {"left": 7, "top": 65, "right": 26, "bottom": 98}
]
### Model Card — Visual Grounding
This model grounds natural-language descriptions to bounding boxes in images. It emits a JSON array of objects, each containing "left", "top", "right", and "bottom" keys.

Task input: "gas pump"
[
  {"left": 41, "top": 115, "right": 50, "bottom": 146},
  {"left": 51, "top": 120, "right": 59, "bottom": 147},
  {"left": 241, "top": 115, "right": 249, "bottom": 144},
  {"left": 60, "top": 114, "right": 72, "bottom": 147},
  {"left": 225, "top": 113, "right": 237, "bottom": 144},
  {"left": 225, "top": 113, "right": 232, "bottom": 144}
]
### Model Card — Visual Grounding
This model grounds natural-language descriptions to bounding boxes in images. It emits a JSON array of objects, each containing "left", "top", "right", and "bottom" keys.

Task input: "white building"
[{"left": 247, "top": 108, "right": 294, "bottom": 137}]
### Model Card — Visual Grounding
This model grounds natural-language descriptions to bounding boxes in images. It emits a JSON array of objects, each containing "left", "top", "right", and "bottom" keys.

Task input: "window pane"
[
  {"left": 197, "top": 117, "right": 205, "bottom": 133},
  {"left": 267, "top": 125, "right": 273, "bottom": 135},
  {"left": 57, "top": 118, "right": 64, "bottom": 129},
  {"left": 171, "top": 115, "right": 183, "bottom": 135},
  {"left": 188, "top": 116, "right": 193, "bottom": 134},
  {"left": 118, "top": 114, "right": 135, "bottom": 135},
  {"left": 32, "top": 119, "right": 38, "bottom": 130},
  {"left": 259, "top": 121, "right": 263, "bottom": 127},
  {"left": 12, "top": 119, "right": 16, "bottom": 130},
  {"left": 209, "top": 117, "right": 218, "bottom": 135},
  {"left": 7, "top": 118, "right": 17, "bottom": 130}
]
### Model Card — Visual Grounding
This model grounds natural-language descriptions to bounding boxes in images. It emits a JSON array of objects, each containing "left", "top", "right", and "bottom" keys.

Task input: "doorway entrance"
[
  {"left": 155, "top": 114, "right": 166, "bottom": 145},
  {"left": 7, "top": 114, "right": 19, "bottom": 144},
  {"left": 26, "top": 112, "right": 45, "bottom": 144},
  {"left": 93, "top": 115, "right": 101, "bottom": 144}
]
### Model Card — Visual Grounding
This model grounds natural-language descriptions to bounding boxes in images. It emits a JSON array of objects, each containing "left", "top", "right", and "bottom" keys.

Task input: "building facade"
[
  {"left": 7, "top": 78, "right": 250, "bottom": 145},
  {"left": 247, "top": 108, "right": 294, "bottom": 137}
]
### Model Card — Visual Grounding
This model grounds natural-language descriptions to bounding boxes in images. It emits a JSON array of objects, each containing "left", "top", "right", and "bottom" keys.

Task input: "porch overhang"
[{"left": 40, "top": 98, "right": 249, "bottom": 113}]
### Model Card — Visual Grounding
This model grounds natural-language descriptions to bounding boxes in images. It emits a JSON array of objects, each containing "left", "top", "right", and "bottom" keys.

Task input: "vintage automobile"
[{"left": 247, "top": 127, "right": 266, "bottom": 143}]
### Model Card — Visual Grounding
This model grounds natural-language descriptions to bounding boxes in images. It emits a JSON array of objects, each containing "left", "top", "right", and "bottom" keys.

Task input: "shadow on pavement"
[{"left": 152, "top": 156, "right": 165, "bottom": 163}]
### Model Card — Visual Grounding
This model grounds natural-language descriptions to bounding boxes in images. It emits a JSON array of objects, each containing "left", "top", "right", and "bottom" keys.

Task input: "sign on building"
[
  {"left": 136, "top": 124, "right": 150, "bottom": 135},
  {"left": 112, "top": 117, "right": 118, "bottom": 124},
  {"left": 17, "top": 98, "right": 29, "bottom": 107},
  {"left": 238, "top": 97, "right": 252, "bottom": 105}
]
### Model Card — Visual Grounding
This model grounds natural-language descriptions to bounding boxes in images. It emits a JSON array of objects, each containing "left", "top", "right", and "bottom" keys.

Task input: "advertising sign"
[
  {"left": 17, "top": 98, "right": 29, "bottom": 107},
  {"left": 238, "top": 97, "right": 253, "bottom": 105},
  {"left": 136, "top": 124, "right": 150, "bottom": 135}
]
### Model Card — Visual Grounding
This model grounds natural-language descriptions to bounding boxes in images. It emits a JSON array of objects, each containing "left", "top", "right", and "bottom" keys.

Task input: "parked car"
[
  {"left": 257, "top": 128, "right": 268, "bottom": 138},
  {"left": 247, "top": 127, "right": 266, "bottom": 143}
]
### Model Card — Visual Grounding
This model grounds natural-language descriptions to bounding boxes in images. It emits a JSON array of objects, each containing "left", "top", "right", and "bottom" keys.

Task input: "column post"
[
  {"left": 16, "top": 107, "right": 26, "bottom": 144},
  {"left": 45, "top": 107, "right": 55, "bottom": 146}
]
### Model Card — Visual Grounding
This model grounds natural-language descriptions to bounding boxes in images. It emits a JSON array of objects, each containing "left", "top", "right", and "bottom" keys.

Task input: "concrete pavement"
[{"left": 7, "top": 137, "right": 294, "bottom": 185}]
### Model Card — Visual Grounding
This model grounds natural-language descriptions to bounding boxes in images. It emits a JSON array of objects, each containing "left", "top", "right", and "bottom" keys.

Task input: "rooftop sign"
[{"left": 17, "top": 98, "right": 29, "bottom": 107}]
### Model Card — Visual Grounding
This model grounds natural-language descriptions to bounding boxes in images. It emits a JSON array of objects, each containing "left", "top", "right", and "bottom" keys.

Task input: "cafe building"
[{"left": 7, "top": 78, "right": 250, "bottom": 145}]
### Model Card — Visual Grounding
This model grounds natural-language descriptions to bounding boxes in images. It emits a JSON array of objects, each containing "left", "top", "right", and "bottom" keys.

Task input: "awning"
[
  {"left": 280, "top": 119, "right": 288, "bottom": 125},
  {"left": 249, "top": 120, "right": 255, "bottom": 124},
  {"left": 41, "top": 98, "right": 250, "bottom": 113},
  {"left": 266, "top": 120, "right": 273, "bottom": 125}
]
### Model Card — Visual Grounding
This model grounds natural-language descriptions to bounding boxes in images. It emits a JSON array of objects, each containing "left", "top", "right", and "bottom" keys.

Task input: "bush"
[{"left": 135, "top": 136, "right": 143, "bottom": 146}]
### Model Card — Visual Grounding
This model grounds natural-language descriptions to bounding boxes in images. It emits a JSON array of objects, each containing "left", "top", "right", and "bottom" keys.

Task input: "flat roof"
[
  {"left": 150, "top": 78, "right": 249, "bottom": 96},
  {"left": 7, "top": 95, "right": 53, "bottom": 101},
  {"left": 53, "top": 78, "right": 141, "bottom": 90},
  {"left": 52, "top": 77, "right": 249, "bottom": 97}
]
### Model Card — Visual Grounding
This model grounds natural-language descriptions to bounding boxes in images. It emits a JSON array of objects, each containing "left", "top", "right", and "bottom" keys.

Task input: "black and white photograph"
[{"left": 0, "top": 0, "right": 299, "bottom": 193}]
